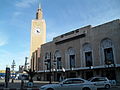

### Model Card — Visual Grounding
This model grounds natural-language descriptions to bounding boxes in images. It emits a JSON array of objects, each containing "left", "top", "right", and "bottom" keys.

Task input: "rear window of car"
[
  {"left": 98, "top": 78, "right": 107, "bottom": 81},
  {"left": 63, "top": 79, "right": 84, "bottom": 84},
  {"left": 91, "top": 78, "right": 107, "bottom": 82},
  {"left": 72, "top": 79, "right": 84, "bottom": 84}
]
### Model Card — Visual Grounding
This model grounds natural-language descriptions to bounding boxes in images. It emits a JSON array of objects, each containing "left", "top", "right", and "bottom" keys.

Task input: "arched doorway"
[{"left": 82, "top": 43, "right": 93, "bottom": 79}]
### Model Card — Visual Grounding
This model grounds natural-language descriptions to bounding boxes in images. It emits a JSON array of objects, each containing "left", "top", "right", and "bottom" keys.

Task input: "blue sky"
[{"left": 0, "top": 0, "right": 120, "bottom": 70}]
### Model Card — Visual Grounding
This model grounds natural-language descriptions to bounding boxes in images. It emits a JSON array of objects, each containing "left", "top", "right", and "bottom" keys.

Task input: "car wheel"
[
  {"left": 105, "top": 84, "right": 110, "bottom": 89},
  {"left": 47, "top": 88, "right": 54, "bottom": 90},
  {"left": 82, "top": 87, "right": 91, "bottom": 90}
]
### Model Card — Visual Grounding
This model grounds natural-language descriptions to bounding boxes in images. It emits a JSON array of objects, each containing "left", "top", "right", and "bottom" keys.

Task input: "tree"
[{"left": 24, "top": 69, "right": 37, "bottom": 82}]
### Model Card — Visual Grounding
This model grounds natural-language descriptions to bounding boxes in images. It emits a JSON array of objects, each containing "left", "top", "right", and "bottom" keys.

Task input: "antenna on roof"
[{"left": 38, "top": 0, "right": 42, "bottom": 9}]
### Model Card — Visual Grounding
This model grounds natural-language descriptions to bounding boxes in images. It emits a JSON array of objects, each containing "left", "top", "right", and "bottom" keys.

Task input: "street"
[
  {"left": 98, "top": 88, "right": 120, "bottom": 90},
  {"left": 0, "top": 79, "right": 46, "bottom": 89},
  {"left": 0, "top": 79, "right": 120, "bottom": 90}
]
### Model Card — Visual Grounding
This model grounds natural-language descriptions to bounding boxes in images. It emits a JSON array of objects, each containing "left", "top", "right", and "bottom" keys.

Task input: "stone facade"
[
  {"left": 30, "top": 6, "right": 46, "bottom": 73},
  {"left": 31, "top": 19, "right": 120, "bottom": 83},
  {"left": 30, "top": 8, "right": 46, "bottom": 59}
]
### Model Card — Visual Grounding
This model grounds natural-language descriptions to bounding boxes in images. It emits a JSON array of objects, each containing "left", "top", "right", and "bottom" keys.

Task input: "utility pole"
[
  {"left": 11, "top": 60, "right": 16, "bottom": 71},
  {"left": 44, "top": 52, "right": 52, "bottom": 83},
  {"left": 49, "top": 52, "right": 52, "bottom": 84},
  {"left": 11, "top": 60, "right": 16, "bottom": 83}
]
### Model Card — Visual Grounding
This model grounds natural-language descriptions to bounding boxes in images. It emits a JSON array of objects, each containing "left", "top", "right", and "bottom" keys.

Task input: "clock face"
[{"left": 34, "top": 28, "right": 40, "bottom": 34}]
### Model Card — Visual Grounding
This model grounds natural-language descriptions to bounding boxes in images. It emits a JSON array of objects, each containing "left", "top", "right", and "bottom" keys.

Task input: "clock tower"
[{"left": 30, "top": 3, "right": 46, "bottom": 57}]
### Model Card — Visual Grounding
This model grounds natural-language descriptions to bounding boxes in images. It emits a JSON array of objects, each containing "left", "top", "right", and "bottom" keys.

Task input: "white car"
[
  {"left": 0, "top": 76, "right": 4, "bottom": 79},
  {"left": 88, "top": 77, "right": 111, "bottom": 89},
  {"left": 41, "top": 78, "right": 97, "bottom": 90}
]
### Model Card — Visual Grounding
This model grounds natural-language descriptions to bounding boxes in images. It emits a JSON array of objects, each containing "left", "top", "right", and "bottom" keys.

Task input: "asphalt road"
[
  {"left": 0, "top": 79, "right": 120, "bottom": 90},
  {"left": 98, "top": 88, "right": 120, "bottom": 90},
  {"left": 0, "top": 79, "right": 53, "bottom": 89}
]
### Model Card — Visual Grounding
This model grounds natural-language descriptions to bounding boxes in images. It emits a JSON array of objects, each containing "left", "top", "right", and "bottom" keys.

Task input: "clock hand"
[{"left": 37, "top": 30, "right": 40, "bottom": 33}]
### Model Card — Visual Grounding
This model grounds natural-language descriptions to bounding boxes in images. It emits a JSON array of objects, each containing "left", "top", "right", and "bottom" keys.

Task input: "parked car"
[
  {"left": 88, "top": 77, "right": 111, "bottom": 89},
  {"left": 0, "top": 76, "right": 4, "bottom": 80},
  {"left": 15, "top": 73, "right": 28, "bottom": 80},
  {"left": 40, "top": 78, "right": 97, "bottom": 90}
]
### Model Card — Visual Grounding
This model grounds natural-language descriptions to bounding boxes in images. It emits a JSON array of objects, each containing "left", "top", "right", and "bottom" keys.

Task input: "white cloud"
[
  {"left": 0, "top": 32, "right": 8, "bottom": 46},
  {"left": 15, "top": 0, "right": 37, "bottom": 8},
  {"left": 0, "top": 41, "right": 6, "bottom": 46},
  {"left": 13, "top": 12, "right": 22, "bottom": 16}
]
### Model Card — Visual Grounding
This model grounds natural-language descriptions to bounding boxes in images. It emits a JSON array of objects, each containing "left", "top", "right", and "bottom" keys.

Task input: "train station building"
[{"left": 31, "top": 17, "right": 120, "bottom": 82}]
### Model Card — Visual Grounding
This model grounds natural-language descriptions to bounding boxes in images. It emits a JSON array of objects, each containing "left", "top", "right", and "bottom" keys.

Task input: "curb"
[
  {"left": 112, "top": 85, "right": 120, "bottom": 88},
  {"left": 0, "top": 88, "right": 40, "bottom": 90}
]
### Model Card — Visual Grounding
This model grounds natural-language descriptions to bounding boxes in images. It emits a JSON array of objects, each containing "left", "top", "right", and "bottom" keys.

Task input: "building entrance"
[
  {"left": 85, "top": 71, "right": 93, "bottom": 80},
  {"left": 102, "top": 69, "right": 116, "bottom": 80}
]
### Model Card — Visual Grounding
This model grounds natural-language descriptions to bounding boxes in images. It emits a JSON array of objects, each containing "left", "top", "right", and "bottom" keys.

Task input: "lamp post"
[
  {"left": 43, "top": 69, "right": 46, "bottom": 81},
  {"left": 44, "top": 61, "right": 48, "bottom": 81},
  {"left": 49, "top": 52, "right": 52, "bottom": 84},
  {"left": 53, "top": 68, "right": 56, "bottom": 81},
  {"left": 53, "top": 59, "right": 57, "bottom": 81},
  {"left": 44, "top": 52, "right": 52, "bottom": 84},
  {"left": 105, "top": 60, "right": 112, "bottom": 79},
  {"left": 62, "top": 67, "right": 66, "bottom": 80},
  {"left": 113, "top": 64, "right": 116, "bottom": 80},
  {"left": 11, "top": 60, "right": 16, "bottom": 83},
  {"left": 44, "top": 52, "right": 59, "bottom": 83}
]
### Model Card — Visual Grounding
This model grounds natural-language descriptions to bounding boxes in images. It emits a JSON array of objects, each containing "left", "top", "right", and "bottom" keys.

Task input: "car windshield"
[
  {"left": 59, "top": 79, "right": 68, "bottom": 84},
  {"left": 88, "top": 77, "right": 93, "bottom": 81}
]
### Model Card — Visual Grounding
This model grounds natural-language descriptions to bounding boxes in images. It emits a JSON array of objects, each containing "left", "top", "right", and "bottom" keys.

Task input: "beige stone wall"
[
  {"left": 39, "top": 19, "right": 120, "bottom": 71},
  {"left": 30, "top": 19, "right": 46, "bottom": 57}
]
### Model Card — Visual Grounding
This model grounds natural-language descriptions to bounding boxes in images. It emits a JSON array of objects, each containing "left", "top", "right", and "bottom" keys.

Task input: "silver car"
[
  {"left": 88, "top": 77, "right": 111, "bottom": 89},
  {"left": 40, "top": 78, "right": 97, "bottom": 90}
]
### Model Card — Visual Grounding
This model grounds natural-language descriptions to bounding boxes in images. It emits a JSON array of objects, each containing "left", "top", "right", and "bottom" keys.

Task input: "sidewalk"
[
  {"left": 112, "top": 83, "right": 120, "bottom": 88},
  {"left": 0, "top": 80, "right": 59, "bottom": 89},
  {"left": 112, "top": 85, "right": 120, "bottom": 88},
  {"left": 0, "top": 88, "right": 40, "bottom": 90}
]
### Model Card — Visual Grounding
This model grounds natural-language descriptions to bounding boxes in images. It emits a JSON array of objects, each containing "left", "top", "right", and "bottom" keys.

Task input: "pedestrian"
[{"left": 11, "top": 78, "right": 14, "bottom": 83}]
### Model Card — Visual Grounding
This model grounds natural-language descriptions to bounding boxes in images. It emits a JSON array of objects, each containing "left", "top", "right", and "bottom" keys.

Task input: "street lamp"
[
  {"left": 52, "top": 59, "right": 57, "bottom": 81},
  {"left": 11, "top": 60, "right": 16, "bottom": 83},
  {"left": 105, "top": 60, "right": 112, "bottom": 79},
  {"left": 44, "top": 52, "right": 52, "bottom": 84},
  {"left": 113, "top": 64, "right": 116, "bottom": 80},
  {"left": 62, "top": 67, "right": 66, "bottom": 80}
]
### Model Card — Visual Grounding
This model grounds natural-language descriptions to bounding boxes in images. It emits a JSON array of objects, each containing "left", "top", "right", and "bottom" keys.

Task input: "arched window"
[
  {"left": 67, "top": 47, "right": 76, "bottom": 69},
  {"left": 101, "top": 38, "right": 114, "bottom": 65},
  {"left": 45, "top": 52, "right": 49, "bottom": 60},
  {"left": 83, "top": 43, "right": 93, "bottom": 67},
  {"left": 45, "top": 52, "right": 50, "bottom": 70},
  {"left": 54, "top": 50, "right": 62, "bottom": 69}
]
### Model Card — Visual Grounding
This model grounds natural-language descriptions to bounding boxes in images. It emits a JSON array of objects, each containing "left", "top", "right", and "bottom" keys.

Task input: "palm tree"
[{"left": 24, "top": 69, "right": 37, "bottom": 82}]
